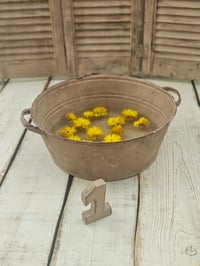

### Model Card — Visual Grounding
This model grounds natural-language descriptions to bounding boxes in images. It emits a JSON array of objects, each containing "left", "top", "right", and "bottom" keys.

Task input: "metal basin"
[{"left": 21, "top": 74, "right": 181, "bottom": 181}]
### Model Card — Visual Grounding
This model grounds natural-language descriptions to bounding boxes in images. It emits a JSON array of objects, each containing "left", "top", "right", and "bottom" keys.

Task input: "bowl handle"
[
  {"left": 162, "top": 87, "right": 181, "bottom": 107},
  {"left": 21, "top": 108, "right": 43, "bottom": 135}
]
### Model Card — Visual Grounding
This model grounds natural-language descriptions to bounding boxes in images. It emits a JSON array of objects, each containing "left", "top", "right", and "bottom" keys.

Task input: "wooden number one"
[{"left": 81, "top": 179, "right": 112, "bottom": 224}]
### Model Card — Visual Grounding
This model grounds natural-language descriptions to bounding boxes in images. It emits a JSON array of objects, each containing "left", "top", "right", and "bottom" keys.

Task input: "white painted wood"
[
  {"left": 135, "top": 80, "right": 200, "bottom": 266},
  {"left": 51, "top": 176, "right": 138, "bottom": 266},
  {"left": 0, "top": 78, "right": 47, "bottom": 181},
  {"left": 0, "top": 131, "right": 69, "bottom": 266},
  {"left": 0, "top": 80, "right": 6, "bottom": 92},
  {"left": 48, "top": 77, "right": 68, "bottom": 87},
  {"left": 194, "top": 80, "right": 200, "bottom": 104}
]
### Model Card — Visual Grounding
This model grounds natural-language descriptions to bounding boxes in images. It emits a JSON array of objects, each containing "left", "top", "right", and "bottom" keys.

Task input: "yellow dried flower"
[
  {"left": 83, "top": 111, "right": 94, "bottom": 119},
  {"left": 121, "top": 109, "right": 138, "bottom": 121},
  {"left": 111, "top": 125, "right": 124, "bottom": 136},
  {"left": 73, "top": 117, "right": 91, "bottom": 129},
  {"left": 68, "top": 135, "right": 81, "bottom": 141},
  {"left": 59, "top": 126, "right": 77, "bottom": 138},
  {"left": 107, "top": 116, "right": 125, "bottom": 127},
  {"left": 133, "top": 117, "right": 150, "bottom": 128},
  {"left": 93, "top": 106, "right": 107, "bottom": 117},
  {"left": 103, "top": 134, "right": 122, "bottom": 142},
  {"left": 86, "top": 126, "right": 104, "bottom": 141},
  {"left": 65, "top": 112, "right": 77, "bottom": 122}
]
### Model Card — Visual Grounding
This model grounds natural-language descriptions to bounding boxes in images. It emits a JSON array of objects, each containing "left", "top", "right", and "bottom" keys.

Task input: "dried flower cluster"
[{"left": 59, "top": 106, "right": 150, "bottom": 142}]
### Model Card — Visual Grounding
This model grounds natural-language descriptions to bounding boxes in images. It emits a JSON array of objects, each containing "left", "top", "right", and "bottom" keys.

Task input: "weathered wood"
[
  {"left": 194, "top": 80, "right": 200, "bottom": 106},
  {"left": 154, "top": 38, "right": 200, "bottom": 49},
  {"left": 48, "top": 0, "right": 67, "bottom": 76},
  {"left": 158, "top": 0, "right": 200, "bottom": 9},
  {"left": 61, "top": 0, "right": 77, "bottom": 75},
  {"left": 0, "top": 132, "right": 69, "bottom": 266},
  {"left": 0, "top": 78, "right": 70, "bottom": 265},
  {"left": 0, "top": 0, "right": 67, "bottom": 78},
  {"left": 74, "top": 6, "right": 131, "bottom": 15},
  {"left": 135, "top": 80, "right": 200, "bottom": 266},
  {"left": 142, "top": 0, "right": 155, "bottom": 74},
  {"left": 151, "top": 59, "right": 200, "bottom": 80},
  {"left": 78, "top": 57, "right": 130, "bottom": 75},
  {"left": 68, "top": 0, "right": 134, "bottom": 75},
  {"left": 142, "top": 0, "right": 200, "bottom": 79},
  {"left": 130, "top": 0, "right": 144, "bottom": 74},
  {"left": 73, "top": 0, "right": 131, "bottom": 8},
  {"left": 0, "top": 78, "right": 47, "bottom": 182},
  {"left": 51, "top": 176, "right": 138, "bottom": 266},
  {"left": 0, "top": 1, "right": 48, "bottom": 10}
]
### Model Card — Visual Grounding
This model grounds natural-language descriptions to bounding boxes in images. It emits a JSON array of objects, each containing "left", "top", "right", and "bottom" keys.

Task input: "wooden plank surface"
[
  {"left": 135, "top": 80, "right": 200, "bottom": 266},
  {"left": 0, "top": 78, "right": 70, "bottom": 265},
  {"left": 0, "top": 132, "right": 69, "bottom": 266},
  {"left": 51, "top": 176, "right": 139, "bottom": 266},
  {"left": 1, "top": 77, "right": 200, "bottom": 266},
  {"left": 0, "top": 78, "right": 47, "bottom": 183},
  {"left": 194, "top": 80, "right": 200, "bottom": 106}
]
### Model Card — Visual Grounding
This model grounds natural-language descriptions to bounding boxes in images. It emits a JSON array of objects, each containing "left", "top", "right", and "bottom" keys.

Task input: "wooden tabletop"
[{"left": 0, "top": 77, "right": 200, "bottom": 266}]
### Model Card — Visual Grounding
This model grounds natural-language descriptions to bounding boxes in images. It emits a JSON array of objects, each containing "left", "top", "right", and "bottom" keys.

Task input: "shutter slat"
[
  {"left": 0, "top": 9, "right": 50, "bottom": 18},
  {"left": 77, "top": 44, "right": 130, "bottom": 51},
  {"left": 158, "top": 0, "right": 200, "bottom": 9},
  {"left": 75, "top": 14, "right": 130, "bottom": 23},
  {"left": 77, "top": 29, "right": 130, "bottom": 37},
  {"left": 0, "top": 46, "right": 54, "bottom": 56},
  {"left": 74, "top": 0, "right": 131, "bottom": 8},
  {"left": 0, "top": 2, "right": 48, "bottom": 10},
  {"left": 157, "top": 15, "right": 200, "bottom": 25},
  {"left": 154, "top": 38, "right": 200, "bottom": 49},
  {"left": 0, "top": 32, "right": 52, "bottom": 41},
  {"left": 154, "top": 45, "right": 200, "bottom": 56},
  {"left": 157, "top": 7, "right": 200, "bottom": 17},
  {"left": 76, "top": 37, "right": 130, "bottom": 44},
  {"left": 0, "top": 24, "right": 51, "bottom": 33},
  {"left": 76, "top": 22, "right": 130, "bottom": 30},
  {"left": 1, "top": 53, "right": 54, "bottom": 62},
  {"left": 155, "top": 23, "right": 200, "bottom": 33},
  {"left": 74, "top": 7, "right": 131, "bottom": 15},
  {"left": 0, "top": 17, "right": 51, "bottom": 26},
  {"left": 0, "top": 0, "right": 47, "bottom": 2},
  {"left": 155, "top": 30, "right": 200, "bottom": 41},
  {"left": 0, "top": 39, "right": 53, "bottom": 49}
]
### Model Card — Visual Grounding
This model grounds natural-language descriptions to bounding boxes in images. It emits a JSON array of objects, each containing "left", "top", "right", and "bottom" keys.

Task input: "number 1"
[{"left": 82, "top": 179, "right": 112, "bottom": 224}]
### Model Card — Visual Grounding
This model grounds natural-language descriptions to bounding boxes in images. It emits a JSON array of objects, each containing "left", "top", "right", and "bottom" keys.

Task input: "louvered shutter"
[
  {"left": 0, "top": 0, "right": 67, "bottom": 79},
  {"left": 142, "top": 0, "right": 200, "bottom": 79},
  {"left": 64, "top": 0, "right": 134, "bottom": 76}
]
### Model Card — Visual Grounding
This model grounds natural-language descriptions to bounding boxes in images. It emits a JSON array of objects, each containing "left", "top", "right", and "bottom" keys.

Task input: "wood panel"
[
  {"left": 50, "top": 177, "right": 138, "bottom": 266},
  {"left": 194, "top": 80, "right": 200, "bottom": 107},
  {"left": 0, "top": 78, "right": 47, "bottom": 183},
  {"left": 0, "top": 132, "right": 69, "bottom": 266},
  {"left": 63, "top": 0, "right": 136, "bottom": 75},
  {"left": 135, "top": 80, "right": 200, "bottom": 266},
  {"left": 0, "top": 78, "right": 69, "bottom": 265},
  {"left": 142, "top": 0, "right": 200, "bottom": 79},
  {"left": 0, "top": 0, "right": 67, "bottom": 78}
]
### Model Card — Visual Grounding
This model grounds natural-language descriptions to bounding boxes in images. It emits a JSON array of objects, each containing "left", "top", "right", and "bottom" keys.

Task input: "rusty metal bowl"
[{"left": 21, "top": 74, "right": 181, "bottom": 181}]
